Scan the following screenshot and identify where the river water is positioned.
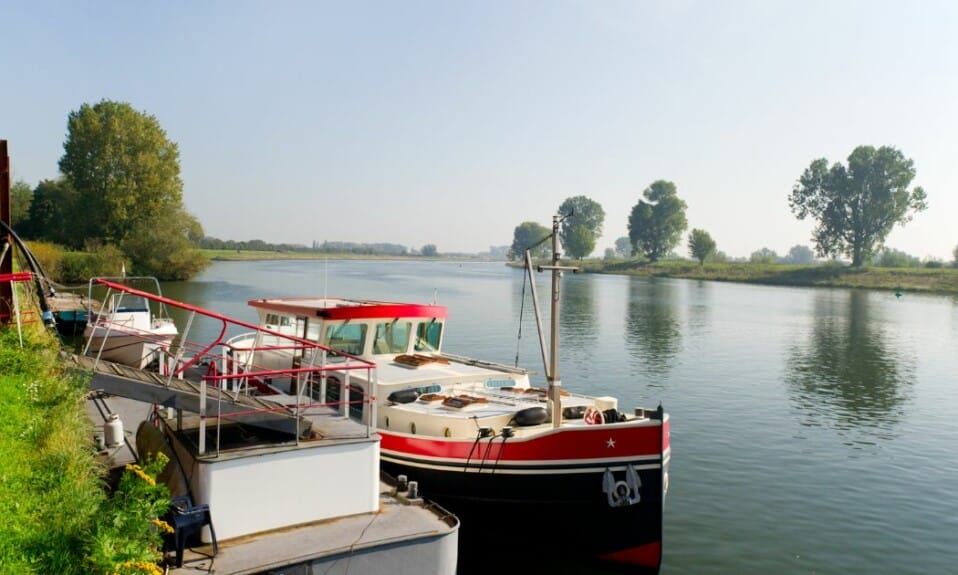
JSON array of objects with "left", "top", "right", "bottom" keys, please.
[{"left": 162, "top": 260, "right": 958, "bottom": 574}]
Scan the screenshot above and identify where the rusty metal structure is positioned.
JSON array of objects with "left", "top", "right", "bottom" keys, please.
[{"left": 1, "top": 140, "right": 13, "bottom": 324}]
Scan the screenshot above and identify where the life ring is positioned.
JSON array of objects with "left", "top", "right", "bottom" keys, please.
[{"left": 584, "top": 406, "right": 605, "bottom": 425}]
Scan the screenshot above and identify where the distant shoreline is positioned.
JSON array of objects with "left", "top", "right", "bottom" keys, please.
[{"left": 202, "top": 250, "right": 958, "bottom": 295}]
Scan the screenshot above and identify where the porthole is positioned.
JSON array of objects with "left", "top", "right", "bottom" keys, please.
[
  {"left": 385, "top": 417, "right": 390, "bottom": 429},
  {"left": 410, "top": 422, "right": 417, "bottom": 435},
  {"left": 443, "top": 427, "right": 451, "bottom": 438}
]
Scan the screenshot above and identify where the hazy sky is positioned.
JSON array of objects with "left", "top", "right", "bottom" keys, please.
[{"left": 4, "top": 1, "right": 956, "bottom": 259}]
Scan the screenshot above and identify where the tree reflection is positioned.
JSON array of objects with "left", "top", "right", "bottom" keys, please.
[
  {"left": 624, "top": 277, "right": 681, "bottom": 379},
  {"left": 786, "top": 290, "right": 914, "bottom": 435}
]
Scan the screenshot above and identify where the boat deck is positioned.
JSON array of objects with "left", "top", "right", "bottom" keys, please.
[{"left": 88, "top": 395, "right": 459, "bottom": 575}]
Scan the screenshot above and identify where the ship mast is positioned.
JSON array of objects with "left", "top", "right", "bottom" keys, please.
[{"left": 527, "top": 213, "right": 578, "bottom": 428}]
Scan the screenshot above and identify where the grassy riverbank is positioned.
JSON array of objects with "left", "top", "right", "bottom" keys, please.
[
  {"left": 575, "top": 260, "right": 958, "bottom": 294},
  {"left": 0, "top": 318, "right": 169, "bottom": 574}
]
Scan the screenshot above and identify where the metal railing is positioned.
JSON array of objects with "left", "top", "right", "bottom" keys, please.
[{"left": 85, "top": 278, "right": 378, "bottom": 456}]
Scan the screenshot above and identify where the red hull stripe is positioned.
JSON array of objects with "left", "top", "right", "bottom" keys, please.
[
  {"left": 599, "top": 541, "right": 662, "bottom": 569},
  {"left": 381, "top": 423, "right": 664, "bottom": 461}
]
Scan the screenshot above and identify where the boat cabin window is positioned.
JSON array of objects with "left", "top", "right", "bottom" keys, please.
[
  {"left": 485, "top": 379, "right": 515, "bottom": 389},
  {"left": 414, "top": 321, "right": 442, "bottom": 352},
  {"left": 324, "top": 323, "right": 367, "bottom": 355},
  {"left": 112, "top": 295, "right": 149, "bottom": 313},
  {"left": 373, "top": 321, "right": 411, "bottom": 355},
  {"left": 264, "top": 313, "right": 291, "bottom": 327},
  {"left": 417, "top": 384, "right": 441, "bottom": 394}
]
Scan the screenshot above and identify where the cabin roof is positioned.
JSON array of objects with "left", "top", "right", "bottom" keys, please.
[{"left": 247, "top": 297, "right": 447, "bottom": 321}]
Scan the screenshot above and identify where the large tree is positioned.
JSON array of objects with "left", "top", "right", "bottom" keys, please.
[
  {"left": 628, "top": 180, "right": 688, "bottom": 262},
  {"left": 687, "top": 228, "right": 716, "bottom": 264},
  {"left": 509, "top": 221, "right": 551, "bottom": 260},
  {"left": 789, "top": 145, "right": 927, "bottom": 266},
  {"left": 58, "top": 100, "right": 206, "bottom": 277},
  {"left": 558, "top": 196, "right": 604, "bottom": 259},
  {"left": 59, "top": 100, "right": 184, "bottom": 246}
]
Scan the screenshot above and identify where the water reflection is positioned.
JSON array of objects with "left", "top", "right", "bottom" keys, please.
[
  {"left": 786, "top": 290, "right": 914, "bottom": 438},
  {"left": 624, "top": 277, "right": 681, "bottom": 379},
  {"left": 559, "top": 274, "right": 597, "bottom": 342}
]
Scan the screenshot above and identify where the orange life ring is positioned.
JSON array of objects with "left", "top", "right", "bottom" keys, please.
[{"left": 584, "top": 406, "right": 605, "bottom": 425}]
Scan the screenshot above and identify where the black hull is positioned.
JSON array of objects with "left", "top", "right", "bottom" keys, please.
[{"left": 382, "top": 458, "right": 666, "bottom": 574}]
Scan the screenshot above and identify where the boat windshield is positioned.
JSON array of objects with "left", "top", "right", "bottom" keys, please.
[
  {"left": 373, "top": 321, "right": 411, "bottom": 355},
  {"left": 324, "top": 323, "right": 367, "bottom": 355},
  {"left": 414, "top": 320, "right": 442, "bottom": 352}
]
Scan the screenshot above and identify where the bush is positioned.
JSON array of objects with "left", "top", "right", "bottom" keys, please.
[
  {"left": 59, "top": 245, "right": 127, "bottom": 283},
  {"left": 24, "top": 241, "right": 66, "bottom": 282}
]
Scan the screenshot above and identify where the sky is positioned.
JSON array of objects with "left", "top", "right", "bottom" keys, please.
[{"left": 3, "top": 0, "right": 957, "bottom": 259}]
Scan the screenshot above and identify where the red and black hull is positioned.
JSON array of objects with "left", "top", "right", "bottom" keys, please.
[{"left": 380, "top": 415, "right": 669, "bottom": 573}]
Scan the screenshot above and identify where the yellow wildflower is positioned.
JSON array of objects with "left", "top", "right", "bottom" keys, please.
[
  {"left": 151, "top": 517, "right": 174, "bottom": 534},
  {"left": 124, "top": 463, "right": 156, "bottom": 486}
]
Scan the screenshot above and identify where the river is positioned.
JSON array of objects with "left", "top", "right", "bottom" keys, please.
[{"left": 161, "top": 259, "right": 958, "bottom": 574}]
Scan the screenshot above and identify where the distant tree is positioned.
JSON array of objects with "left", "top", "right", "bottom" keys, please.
[
  {"left": 953, "top": 244, "right": 958, "bottom": 268},
  {"left": 421, "top": 244, "right": 438, "bottom": 257},
  {"left": 750, "top": 247, "right": 778, "bottom": 264},
  {"left": 558, "top": 196, "right": 604, "bottom": 259},
  {"left": 628, "top": 180, "right": 688, "bottom": 262},
  {"left": 614, "top": 236, "right": 632, "bottom": 258},
  {"left": 713, "top": 251, "right": 729, "bottom": 263},
  {"left": 509, "top": 221, "right": 551, "bottom": 260},
  {"left": 783, "top": 244, "right": 815, "bottom": 265},
  {"left": 10, "top": 180, "right": 32, "bottom": 227},
  {"left": 872, "top": 247, "right": 920, "bottom": 268},
  {"left": 603, "top": 247, "right": 616, "bottom": 260},
  {"left": 22, "top": 179, "right": 78, "bottom": 245},
  {"left": 789, "top": 145, "right": 927, "bottom": 266},
  {"left": 687, "top": 229, "right": 716, "bottom": 264}
]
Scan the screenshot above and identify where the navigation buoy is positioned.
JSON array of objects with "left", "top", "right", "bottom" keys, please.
[{"left": 895, "top": 288, "right": 903, "bottom": 299}]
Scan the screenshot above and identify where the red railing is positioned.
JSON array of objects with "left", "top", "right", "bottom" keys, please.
[{"left": 88, "top": 279, "right": 379, "bottom": 454}]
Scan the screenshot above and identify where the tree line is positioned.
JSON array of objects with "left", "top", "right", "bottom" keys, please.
[{"left": 510, "top": 145, "right": 947, "bottom": 268}]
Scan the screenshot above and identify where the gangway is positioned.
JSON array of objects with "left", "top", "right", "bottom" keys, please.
[{"left": 75, "top": 278, "right": 379, "bottom": 456}]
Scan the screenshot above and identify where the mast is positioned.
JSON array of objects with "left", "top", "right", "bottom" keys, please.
[{"left": 538, "top": 213, "right": 578, "bottom": 428}]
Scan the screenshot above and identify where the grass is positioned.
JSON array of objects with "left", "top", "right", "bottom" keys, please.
[
  {"left": 572, "top": 259, "right": 958, "bottom": 294},
  {"left": 0, "top": 296, "right": 169, "bottom": 574}
]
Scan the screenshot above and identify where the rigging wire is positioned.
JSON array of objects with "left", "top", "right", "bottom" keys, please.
[{"left": 514, "top": 269, "right": 528, "bottom": 368}]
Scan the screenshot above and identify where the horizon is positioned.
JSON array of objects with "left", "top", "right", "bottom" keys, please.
[{"left": 4, "top": 1, "right": 956, "bottom": 261}]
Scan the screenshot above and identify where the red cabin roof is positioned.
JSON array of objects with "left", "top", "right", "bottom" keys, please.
[{"left": 247, "top": 297, "right": 447, "bottom": 321}]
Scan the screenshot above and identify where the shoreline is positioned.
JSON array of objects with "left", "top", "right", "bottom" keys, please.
[{"left": 202, "top": 250, "right": 958, "bottom": 295}]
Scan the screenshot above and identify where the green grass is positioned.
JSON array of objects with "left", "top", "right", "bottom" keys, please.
[
  {"left": 0, "top": 313, "right": 169, "bottom": 574},
  {"left": 572, "top": 259, "right": 958, "bottom": 294}
]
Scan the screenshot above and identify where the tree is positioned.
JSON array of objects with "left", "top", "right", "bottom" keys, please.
[
  {"left": 782, "top": 244, "right": 815, "bottom": 265},
  {"left": 509, "top": 221, "right": 551, "bottom": 260},
  {"left": 614, "top": 236, "right": 632, "bottom": 258},
  {"left": 10, "top": 180, "right": 32, "bottom": 227},
  {"left": 558, "top": 196, "right": 604, "bottom": 259},
  {"left": 789, "top": 145, "right": 927, "bottom": 266},
  {"left": 872, "top": 247, "right": 919, "bottom": 268},
  {"left": 687, "top": 229, "right": 716, "bottom": 264},
  {"left": 58, "top": 99, "right": 207, "bottom": 277},
  {"left": 120, "top": 207, "right": 209, "bottom": 280},
  {"left": 750, "top": 247, "right": 778, "bottom": 264},
  {"left": 628, "top": 180, "right": 688, "bottom": 262},
  {"left": 22, "top": 179, "right": 78, "bottom": 245},
  {"left": 421, "top": 244, "right": 438, "bottom": 257},
  {"left": 59, "top": 100, "right": 184, "bottom": 246},
  {"left": 953, "top": 244, "right": 958, "bottom": 268}
]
